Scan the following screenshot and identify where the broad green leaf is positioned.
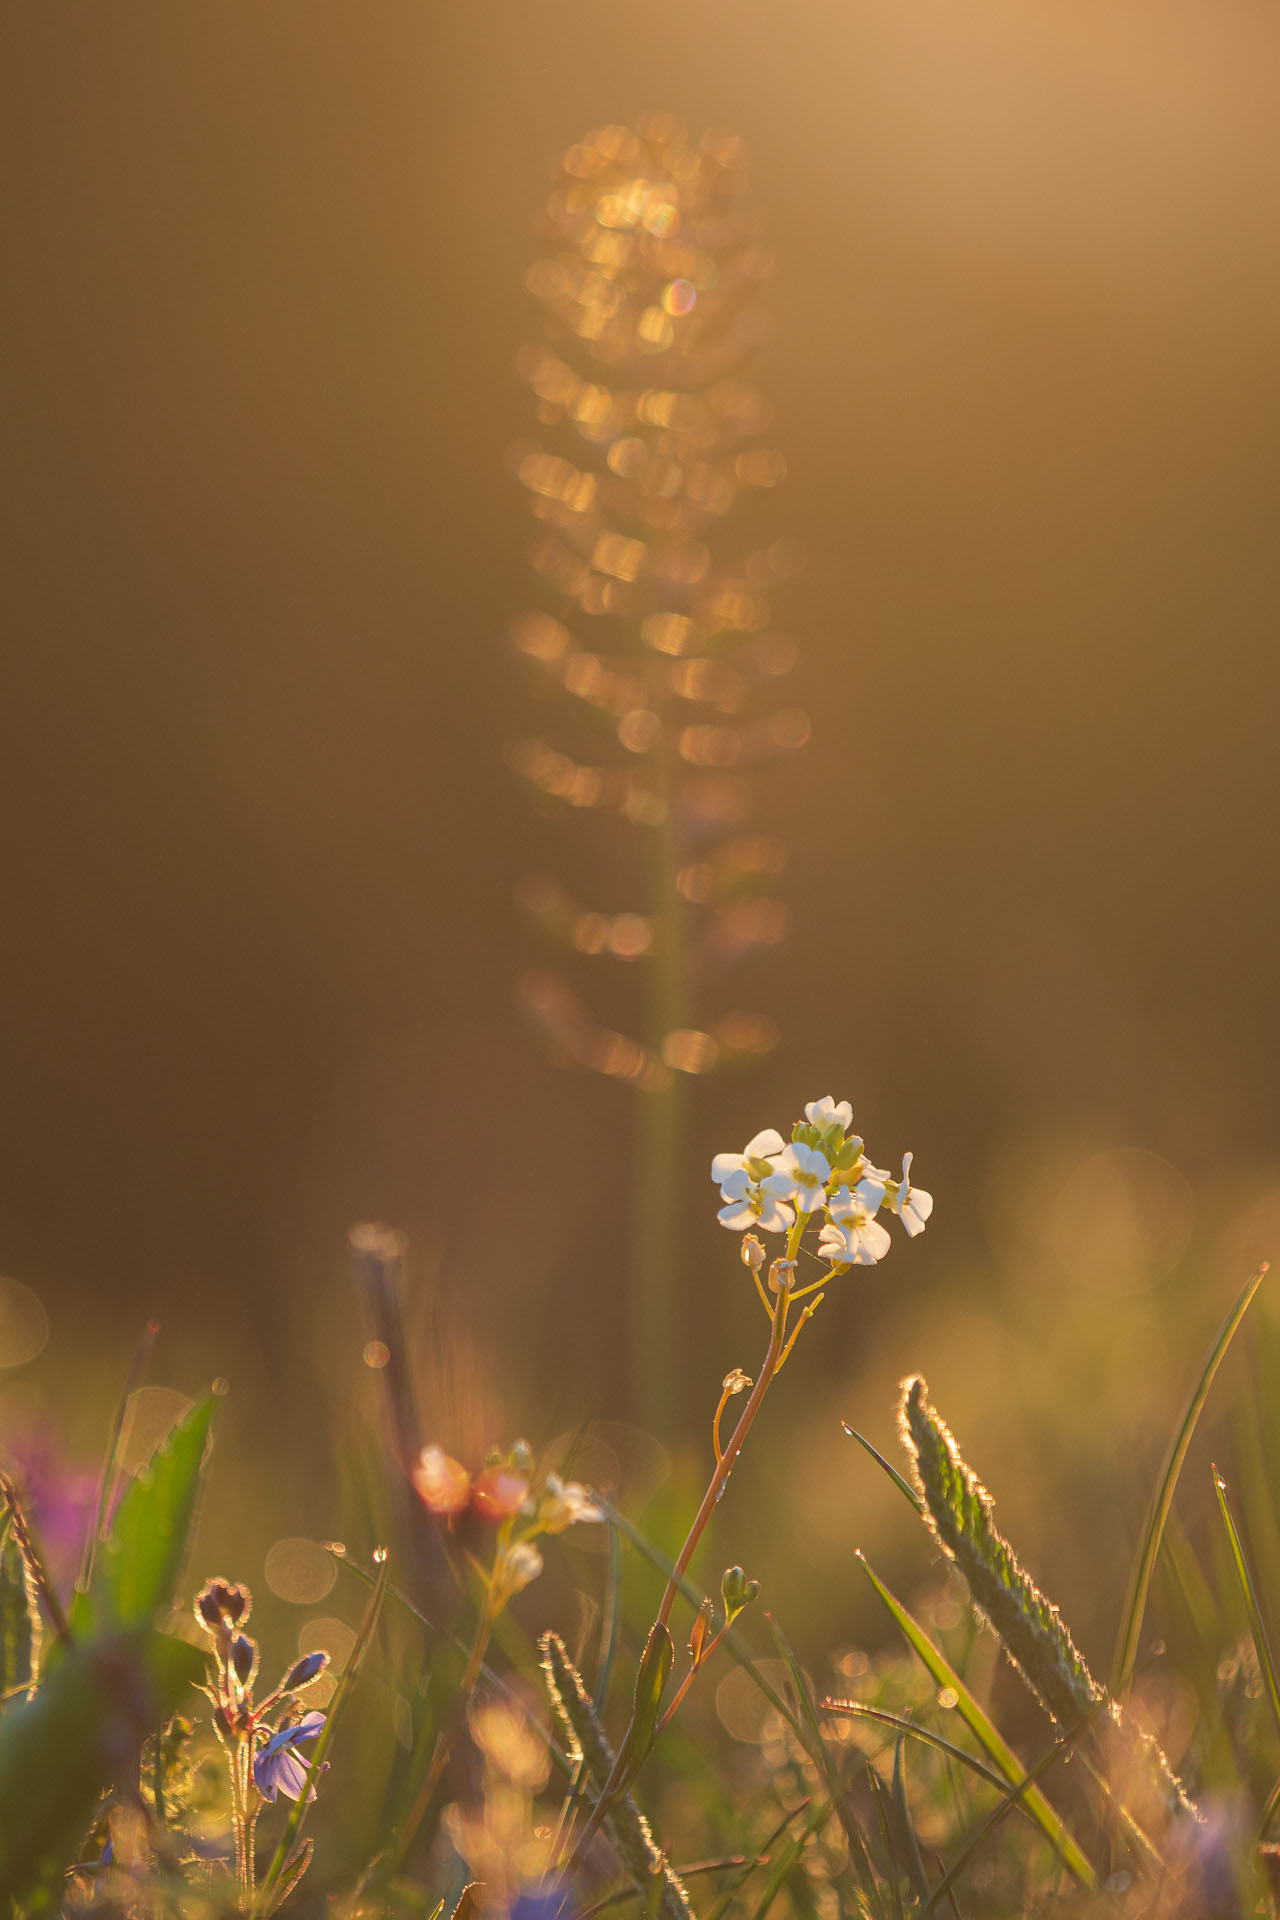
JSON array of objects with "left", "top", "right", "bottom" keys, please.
[
  {"left": 0, "top": 1630, "right": 204, "bottom": 1910},
  {"left": 857, "top": 1554, "right": 1094, "bottom": 1889},
  {"left": 74, "top": 1394, "right": 216, "bottom": 1636},
  {"left": 1111, "top": 1263, "right": 1267, "bottom": 1695}
]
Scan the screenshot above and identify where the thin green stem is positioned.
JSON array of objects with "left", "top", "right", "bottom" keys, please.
[{"left": 631, "top": 718, "right": 687, "bottom": 1435}]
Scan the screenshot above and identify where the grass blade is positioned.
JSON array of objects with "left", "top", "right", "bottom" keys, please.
[
  {"left": 1111, "top": 1263, "right": 1268, "bottom": 1695},
  {"left": 857, "top": 1554, "right": 1094, "bottom": 1889},
  {"left": 745, "top": 1797, "right": 833, "bottom": 1920},
  {"left": 255, "top": 1549, "right": 391, "bottom": 1916},
  {"left": 842, "top": 1423, "right": 924, "bottom": 1513},
  {"left": 1213, "top": 1464, "right": 1280, "bottom": 1741},
  {"left": 763, "top": 1612, "right": 887, "bottom": 1918},
  {"left": 822, "top": 1700, "right": 1013, "bottom": 1797},
  {"left": 920, "top": 1722, "right": 1083, "bottom": 1918},
  {"left": 891, "top": 1734, "right": 933, "bottom": 1905}
]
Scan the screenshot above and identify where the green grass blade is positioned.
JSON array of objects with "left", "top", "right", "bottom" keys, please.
[
  {"left": 891, "top": 1735, "right": 933, "bottom": 1905},
  {"left": 920, "top": 1723, "right": 1082, "bottom": 1918},
  {"left": 842, "top": 1423, "right": 923, "bottom": 1513},
  {"left": 704, "top": 1802, "right": 813, "bottom": 1920},
  {"left": 821, "top": 1700, "right": 1012, "bottom": 1796},
  {"left": 1213, "top": 1464, "right": 1280, "bottom": 1741},
  {"left": 764, "top": 1612, "right": 888, "bottom": 1918},
  {"left": 593, "top": 1516, "right": 624, "bottom": 1714},
  {"left": 256, "top": 1550, "right": 391, "bottom": 1916},
  {"left": 1111, "top": 1263, "right": 1268, "bottom": 1695},
  {"left": 745, "top": 1797, "right": 834, "bottom": 1920},
  {"left": 857, "top": 1554, "right": 1094, "bottom": 1889}
]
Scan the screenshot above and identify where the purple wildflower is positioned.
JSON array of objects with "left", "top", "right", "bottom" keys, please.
[{"left": 253, "top": 1712, "right": 325, "bottom": 1803}]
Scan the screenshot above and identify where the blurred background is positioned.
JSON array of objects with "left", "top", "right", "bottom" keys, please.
[{"left": 2, "top": 0, "right": 1280, "bottom": 1694}]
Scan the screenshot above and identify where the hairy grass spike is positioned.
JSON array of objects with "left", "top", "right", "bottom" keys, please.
[
  {"left": 512, "top": 117, "right": 806, "bottom": 1424},
  {"left": 898, "top": 1375, "right": 1198, "bottom": 1824},
  {"left": 540, "top": 1631, "right": 693, "bottom": 1920}
]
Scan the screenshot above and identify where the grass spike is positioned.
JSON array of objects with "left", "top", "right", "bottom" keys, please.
[
  {"left": 541, "top": 1632, "right": 693, "bottom": 1920},
  {"left": 899, "top": 1375, "right": 1198, "bottom": 1823}
]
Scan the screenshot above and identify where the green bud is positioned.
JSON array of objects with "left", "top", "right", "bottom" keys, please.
[
  {"left": 721, "top": 1566, "right": 760, "bottom": 1622},
  {"left": 833, "top": 1134, "right": 865, "bottom": 1172}
]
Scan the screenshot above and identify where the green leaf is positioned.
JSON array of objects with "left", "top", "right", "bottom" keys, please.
[
  {"left": 1111, "top": 1262, "right": 1267, "bottom": 1695},
  {"left": 0, "top": 1630, "right": 204, "bottom": 1910},
  {"left": 74, "top": 1394, "right": 216, "bottom": 1636},
  {"left": 614, "top": 1622, "right": 673, "bottom": 1794},
  {"left": 857, "top": 1554, "right": 1095, "bottom": 1890}
]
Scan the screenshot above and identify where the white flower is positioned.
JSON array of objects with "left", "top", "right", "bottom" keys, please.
[
  {"left": 818, "top": 1177, "right": 891, "bottom": 1266},
  {"left": 539, "top": 1473, "right": 603, "bottom": 1532},
  {"left": 716, "top": 1166, "right": 795, "bottom": 1234},
  {"left": 504, "top": 1542, "right": 544, "bottom": 1594},
  {"left": 710, "top": 1129, "right": 786, "bottom": 1187},
  {"left": 769, "top": 1141, "right": 832, "bottom": 1216},
  {"left": 804, "top": 1096, "right": 853, "bottom": 1134},
  {"left": 892, "top": 1151, "right": 933, "bottom": 1238}
]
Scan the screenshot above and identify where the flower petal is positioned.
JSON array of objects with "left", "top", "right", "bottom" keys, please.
[
  {"left": 744, "top": 1128, "right": 786, "bottom": 1159},
  {"left": 711, "top": 1152, "right": 748, "bottom": 1184}
]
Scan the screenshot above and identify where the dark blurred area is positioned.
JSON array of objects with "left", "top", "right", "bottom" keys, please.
[{"left": 2, "top": 2, "right": 1280, "bottom": 1677}]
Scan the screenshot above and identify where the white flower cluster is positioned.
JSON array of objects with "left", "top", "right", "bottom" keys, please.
[{"left": 711, "top": 1096, "right": 932, "bottom": 1267}]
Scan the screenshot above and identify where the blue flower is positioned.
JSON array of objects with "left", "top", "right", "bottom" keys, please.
[{"left": 253, "top": 1712, "right": 325, "bottom": 1803}]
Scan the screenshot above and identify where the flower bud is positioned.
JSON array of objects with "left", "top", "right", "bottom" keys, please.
[
  {"left": 282, "top": 1650, "right": 330, "bottom": 1692},
  {"left": 195, "top": 1578, "right": 251, "bottom": 1635},
  {"left": 231, "top": 1634, "right": 259, "bottom": 1688},
  {"left": 472, "top": 1465, "right": 531, "bottom": 1520},
  {"left": 721, "top": 1565, "right": 760, "bottom": 1621},
  {"left": 740, "top": 1235, "right": 766, "bottom": 1274},
  {"left": 508, "top": 1438, "right": 535, "bottom": 1475},
  {"left": 768, "top": 1257, "right": 796, "bottom": 1295}
]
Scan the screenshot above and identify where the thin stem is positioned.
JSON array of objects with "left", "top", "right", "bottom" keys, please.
[
  {"left": 776, "top": 1295, "right": 824, "bottom": 1372},
  {"left": 655, "top": 1263, "right": 795, "bottom": 1632},
  {"left": 631, "top": 715, "right": 687, "bottom": 1436},
  {"left": 657, "top": 1623, "right": 731, "bottom": 1735},
  {"left": 712, "top": 1379, "right": 750, "bottom": 1465}
]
